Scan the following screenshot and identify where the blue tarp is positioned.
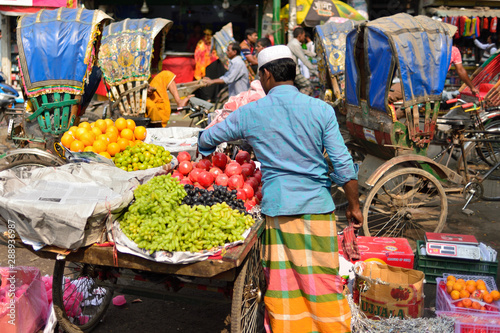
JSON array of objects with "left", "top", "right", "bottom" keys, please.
[
  {"left": 98, "top": 18, "right": 172, "bottom": 85},
  {"left": 345, "top": 14, "right": 455, "bottom": 111},
  {"left": 17, "top": 8, "right": 110, "bottom": 97}
]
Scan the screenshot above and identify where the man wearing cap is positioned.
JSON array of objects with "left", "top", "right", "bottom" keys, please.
[
  {"left": 197, "top": 45, "right": 362, "bottom": 332},
  {"left": 202, "top": 42, "right": 250, "bottom": 97}
]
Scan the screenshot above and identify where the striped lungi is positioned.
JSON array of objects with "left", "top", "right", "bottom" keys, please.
[{"left": 262, "top": 213, "right": 351, "bottom": 333}]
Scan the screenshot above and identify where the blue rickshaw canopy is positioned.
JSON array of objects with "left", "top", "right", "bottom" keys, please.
[
  {"left": 345, "top": 13, "right": 457, "bottom": 111},
  {"left": 17, "top": 7, "right": 111, "bottom": 98}
]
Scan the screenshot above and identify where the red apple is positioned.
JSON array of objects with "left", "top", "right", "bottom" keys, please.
[
  {"left": 180, "top": 178, "right": 193, "bottom": 186},
  {"left": 228, "top": 175, "right": 245, "bottom": 190},
  {"left": 235, "top": 150, "right": 251, "bottom": 165},
  {"left": 236, "top": 189, "right": 247, "bottom": 201},
  {"left": 189, "top": 168, "right": 202, "bottom": 183},
  {"left": 178, "top": 161, "right": 193, "bottom": 175},
  {"left": 177, "top": 151, "right": 191, "bottom": 162},
  {"left": 209, "top": 167, "right": 223, "bottom": 178},
  {"left": 241, "top": 162, "right": 255, "bottom": 178},
  {"left": 225, "top": 162, "right": 242, "bottom": 177},
  {"left": 172, "top": 170, "right": 184, "bottom": 180},
  {"left": 197, "top": 159, "right": 212, "bottom": 171},
  {"left": 212, "top": 152, "right": 228, "bottom": 170},
  {"left": 242, "top": 183, "right": 254, "bottom": 199},
  {"left": 198, "top": 171, "right": 215, "bottom": 188},
  {"left": 215, "top": 174, "right": 229, "bottom": 186}
]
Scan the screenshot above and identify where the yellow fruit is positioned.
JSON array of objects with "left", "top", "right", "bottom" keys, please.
[
  {"left": 70, "top": 140, "right": 85, "bottom": 152},
  {"left": 450, "top": 290, "right": 460, "bottom": 300},
  {"left": 106, "top": 131, "right": 118, "bottom": 143},
  {"left": 83, "top": 146, "right": 94, "bottom": 152},
  {"left": 447, "top": 275, "right": 457, "bottom": 283},
  {"left": 75, "top": 127, "right": 88, "bottom": 140},
  {"left": 67, "top": 126, "right": 79, "bottom": 137},
  {"left": 93, "top": 140, "right": 108, "bottom": 153},
  {"left": 95, "top": 119, "right": 107, "bottom": 132},
  {"left": 80, "top": 131, "right": 96, "bottom": 147},
  {"left": 91, "top": 127, "right": 102, "bottom": 137},
  {"left": 107, "top": 142, "right": 120, "bottom": 156},
  {"left": 99, "top": 151, "right": 111, "bottom": 159},
  {"left": 452, "top": 283, "right": 465, "bottom": 292},
  {"left": 115, "top": 118, "right": 127, "bottom": 131},
  {"left": 61, "top": 133, "right": 75, "bottom": 148},
  {"left": 78, "top": 121, "right": 91, "bottom": 130},
  {"left": 117, "top": 138, "right": 129, "bottom": 151},
  {"left": 126, "top": 119, "right": 136, "bottom": 131},
  {"left": 134, "top": 126, "right": 147, "bottom": 140},
  {"left": 97, "top": 134, "right": 110, "bottom": 142},
  {"left": 120, "top": 128, "right": 135, "bottom": 141},
  {"left": 490, "top": 290, "right": 500, "bottom": 301},
  {"left": 104, "top": 118, "right": 115, "bottom": 128},
  {"left": 459, "top": 289, "right": 470, "bottom": 299}
]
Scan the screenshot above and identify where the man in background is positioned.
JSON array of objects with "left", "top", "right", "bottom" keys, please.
[
  {"left": 240, "top": 28, "right": 258, "bottom": 73},
  {"left": 287, "top": 27, "right": 316, "bottom": 95}
]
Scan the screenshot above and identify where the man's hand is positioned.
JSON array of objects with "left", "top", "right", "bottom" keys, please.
[
  {"left": 471, "top": 87, "right": 480, "bottom": 96},
  {"left": 202, "top": 77, "right": 212, "bottom": 86},
  {"left": 345, "top": 206, "right": 363, "bottom": 231}
]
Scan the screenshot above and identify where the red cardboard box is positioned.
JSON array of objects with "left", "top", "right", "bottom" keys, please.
[{"left": 338, "top": 236, "right": 414, "bottom": 269}]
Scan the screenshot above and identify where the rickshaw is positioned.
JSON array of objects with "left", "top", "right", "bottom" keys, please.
[
  {"left": 0, "top": 8, "right": 111, "bottom": 172},
  {"left": 344, "top": 14, "right": 463, "bottom": 246}
]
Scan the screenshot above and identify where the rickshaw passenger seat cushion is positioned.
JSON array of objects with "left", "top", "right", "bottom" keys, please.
[{"left": 480, "top": 83, "right": 494, "bottom": 93}]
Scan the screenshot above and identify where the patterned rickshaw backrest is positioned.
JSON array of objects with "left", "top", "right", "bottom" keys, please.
[
  {"left": 98, "top": 18, "right": 173, "bottom": 87},
  {"left": 212, "top": 22, "right": 236, "bottom": 68},
  {"left": 345, "top": 13, "right": 456, "bottom": 113},
  {"left": 17, "top": 8, "right": 111, "bottom": 98}
]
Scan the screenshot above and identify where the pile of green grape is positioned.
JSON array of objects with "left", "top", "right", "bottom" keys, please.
[
  {"left": 113, "top": 142, "right": 173, "bottom": 172},
  {"left": 119, "top": 174, "right": 255, "bottom": 253}
]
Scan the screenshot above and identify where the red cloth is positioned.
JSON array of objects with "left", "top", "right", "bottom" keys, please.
[
  {"left": 162, "top": 56, "right": 195, "bottom": 83},
  {"left": 484, "top": 17, "right": 489, "bottom": 30},
  {"left": 491, "top": 17, "right": 498, "bottom": 33},
  {"left": 95, "top": 79, "right": 108, "bottom": 97},
  {"left": 340, "top": 220, "right": 360, "bottom": 262}
]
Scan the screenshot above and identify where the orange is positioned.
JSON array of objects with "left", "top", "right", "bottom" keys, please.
[
  {"left": 457, "top": 279, "right": 466, "bottom": 285},
  {"left": 70, "top": 140, "right": 85, "bottom": 152},
  {"left": 67, "top": 126, "right": 79, "bottom": 137},
  {"left": 106, "top": 131, "right": 119, "bottom": 143},
  {"left": 83, "top": 146, "right": 94, "bottom": 152},
  {"left": 106, "top": 125, "right": 119, "bottom": 134},
  {"left": 93, "top": 140, "right": 108, "bottom": 153},
  {"left": 446, "top": 281, "right": 455, "bottom": 294},
  {"left": 490, "top": 290, "right": 500, "bottom": 301},
  {"left": 134, "top": 126, "right": 147, "bottom": 140},
  {"left": 466, "top": 280, "right": 477, "bottom": 287},
  {"left": 453, "top": 283, "right": 465, "bottom": 292},
  {"left": 120, "top": 128, "right": 135, "bottom": 141},
  {"left": 78, "top": 121, "right": 91, "bottom": 130},
  {"left": 97, "top": 134, "right": 110, "bottom": 143},
  {"left": 117, "top": 137, "right": 130, "bottom": 151},
  {"left": 129, "top": 140, "right": 136, "bottom": 147},
  {"left": 476, "top": 279, "right": 486, "bottom": 286},
  {"left": 104, "top": 118, "right": 114, "bottom": 128},
  {"left": 107, "top": 142, "right": 121, "bottom": 156},
  {"left": 126, "top": 119, "right": 136, "bottom": 131},
  {"left": 95, "top": 119, "right": 107, "bottom": 133},
  {"left": 466, "top": 284, "right": 476, "bottom": 294},
  {"left": 80, "top": 131, "right": 96, "bottom": 147},
  {"left": 459, "top": 290, "right": 470, "bottom": 299},
  {"left": 90, "top": 122, "right": 96, "bottom": 128},
  {"left": 450, "top": 290, "right": 460, "bottom": 300},
  {"left": 75, "top": 127, "right": 88, "bottom": 140},
  {"left": 483, "top": 293, "right": 494, "bottom": 304},
  {"left": 456, "top": 300, "right": 464, "bottom": 308},
  {"left": 477, "top": 284, "right": 488, "bottom": 293},
  {"left": 481, "top": 306, "right": 487, "bottom": 311},
  {"left": 115, "top": 118, "right": 127, "bottom": 131},
  {"left": 135, "top": 140, "right": 143, "bottom": 146},
  {"left": 462, "top": 298, "right": 472, "bottom": 308},
  {"left": 447, "top": 275, "right": 457, "bottom": 283},
  {"left": 61, "top": 133, "right": 75, "bottom": 148},
  {"left": 99, "top": 151, "right": 111, "bottom": 159},
  {"left": 91, "top": 127, "right": 102, "bottom": 137},
  {"left": 472, "top": 301, "right": 482, "bottom": 310}
]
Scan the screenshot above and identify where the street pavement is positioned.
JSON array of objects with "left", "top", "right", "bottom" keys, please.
[{"left": 0, "top": 111, "right": 499, "bottom": 332}]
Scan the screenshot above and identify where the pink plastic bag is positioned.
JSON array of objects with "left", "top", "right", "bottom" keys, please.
[{"left": 0, "top": 266, "right": 49, "bottom": 333}]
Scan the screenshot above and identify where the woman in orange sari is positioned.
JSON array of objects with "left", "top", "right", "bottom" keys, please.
[
  {"left": 146, "top": 70, "right": 191, "bottom": 127},
  {"left": 194, "top": 29, "right": 218, "bottom": 80}
]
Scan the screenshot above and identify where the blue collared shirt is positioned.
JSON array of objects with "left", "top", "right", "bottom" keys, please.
[
  {"left": 220, "top": 56, "right": 250, "bottom": 97},
  {"left": 198, "top": 85, "right": 357, "bottom": 217}
]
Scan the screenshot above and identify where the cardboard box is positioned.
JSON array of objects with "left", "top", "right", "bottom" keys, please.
[
  {"left": 354, "top": 262, "right": 425, "bottom": 319},
  {"left": 338, "top": 236, "right": 414, "bottom": 269}
]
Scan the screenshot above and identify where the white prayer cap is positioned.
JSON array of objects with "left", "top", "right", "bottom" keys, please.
[{"left": 258, "top": 45, "right": 294, "bottom": 70}]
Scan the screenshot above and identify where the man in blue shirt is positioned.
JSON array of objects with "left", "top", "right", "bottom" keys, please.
[
  {"left": 198, "top": 45, "right": 362, "bottom": 332},
  {"left": 202, "top": 42, "right": 249, "bottom": 97}
]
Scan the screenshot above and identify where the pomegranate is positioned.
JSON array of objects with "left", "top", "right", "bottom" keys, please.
[
  {"left": 198, "top": 171, "right": 215, "bottom": 188},
  {"left": 236, "top": 189, "right": 247, "bottom": 201},
  {"left": 228, "top": 175, "right": 245, "bottom": 189},
  {"left": 209, "top": 167, "right": 223, "bottom": 178},
  {"left": 241, "top": 163, "right": 255, "bottom": 178},
  {"left": 245, "top": 177, "right": 259, "bottom": 191},
  {"left": 212, "top": 152, "right": 228, "bottom": 170},
  {"left": 178, "top": 161, "right": 193, "bottom": 175},
  {"left": 177, "top": 151, "right": 191, "bottom": 162},
  {"left": 189, "top": 168, "right": 202, "bottom": 183},
  {"left": 197, "top": 159, "right": 212, "bottom": 171},
  {"left": 254, "top": 170, "right": 262, "bottom": 183},
  {"left": 225, "top": 162, "right": 242, "bottom": 177},
  {"left": 235, "top": 150, "right": 251, "bottom": 165},
  {"left": 242, "top": 183, "right": 254, "bottom": 199},
  {"left": 172, "top": 170, "right": 184, "bottom": 180},
  {"left": 255, "top": 190, "right": 263, "bottom": 203},
  {"left": 180, "top": 178, "right": 193, "bottom": 186},
  {"left": 215, "top": 174, "right": 229, "bottom": 186}
]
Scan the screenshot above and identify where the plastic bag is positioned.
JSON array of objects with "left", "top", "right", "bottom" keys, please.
[{"left": 0, "top": 266, "right": 49, "bottom": 333}]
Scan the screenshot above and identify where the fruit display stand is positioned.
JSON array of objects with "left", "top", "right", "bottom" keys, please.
[{"left": 16, "top": 216, "right": 265, "bottom": 333}]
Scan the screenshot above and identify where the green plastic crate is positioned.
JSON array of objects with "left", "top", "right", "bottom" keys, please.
[{"left": 414, "top": 240, "right": 498, "bottom": 284}]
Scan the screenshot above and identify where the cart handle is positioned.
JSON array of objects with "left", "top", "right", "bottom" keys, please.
[
  {"left": 446, "top": 98, "right": 458, "bottom": 104},
  {"left": 462, "top": 102, "right": 475, "bottom": 110}
]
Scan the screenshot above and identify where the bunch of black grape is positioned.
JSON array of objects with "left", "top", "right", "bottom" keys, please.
[{"left": 182, "top": 184, "right": 247, "bottom": 213}]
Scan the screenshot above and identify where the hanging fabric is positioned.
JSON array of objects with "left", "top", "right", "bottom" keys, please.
[
  {"left": 483, "top": 17, "right": 489, "bottom": 30},
  {"left": 464, "top": 17, "right": 471, "bottom": 36},
  {"left": 470, "top": 17, "right": 476, "bottom": 36},
  {"left": 491, "top": 17, "right": 498, "bottom": 33},
  {"left": 453, "top": 17, "right": 460, "bottom": 39},
  {"left": 459, "top": 16, "right": 467, "bottom": 37},
  {"left": 476, "top": 17, "right": 481, "bottom": 37}
]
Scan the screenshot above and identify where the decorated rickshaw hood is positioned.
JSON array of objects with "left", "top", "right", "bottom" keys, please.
[
  {"left": 345, "top": 14, "right": 457, "bottom": 111},
  {"left": 315, "top": 19, "right": 362, "bottom": 77},
  {"left": 98, "top": 18, "right": 173, "bottom": 86},
  {"left": 17, "top": 8, "right": 111, "bottom": 98},
  {"left": 212, "top": 22, "right": 236, "bottom": 69}
]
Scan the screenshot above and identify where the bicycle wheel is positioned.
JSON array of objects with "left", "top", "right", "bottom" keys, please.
[
  {"left": 362, "top": 168, "right": 447, "bottom": 249},
  {"left": 0, "top": 151, "right": 66, "bottom": 178},
  {"left": 230, "top": 237, "right": 266, "bottom": 333},
  {"left": 52, "top": 260, "right": 115, "bottom": 333}
]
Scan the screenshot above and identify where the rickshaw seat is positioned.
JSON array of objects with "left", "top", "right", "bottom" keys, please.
[
  {"left": 462, "top": 83, "right": 494, "bottom": 98},
  {"left": 27, "top": 93, "right": 78, "bottom": 135}
]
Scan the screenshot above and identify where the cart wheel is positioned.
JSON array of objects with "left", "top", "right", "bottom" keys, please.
[
  {"left": 362, "top": 168, "right": 447, "bottom": 248},
  {"left": 52, "top": 260, "right": 115, "bottom": 333},
  {"left": 0, "top": 150, "right": 66, "bottom": 177},
  {"left": 231, "top": 237, "right": 266, "bottom": 333}
]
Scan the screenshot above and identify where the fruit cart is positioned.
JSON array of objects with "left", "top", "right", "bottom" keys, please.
[
  {"left": 18, "top": 217, "right": 265, "bottom": 333},
  {"left": 0, "top": 8, "right": 111, "bottom": 172},
  {"left": 344, "top": 14, "right": 464, "bottom": 247}
]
